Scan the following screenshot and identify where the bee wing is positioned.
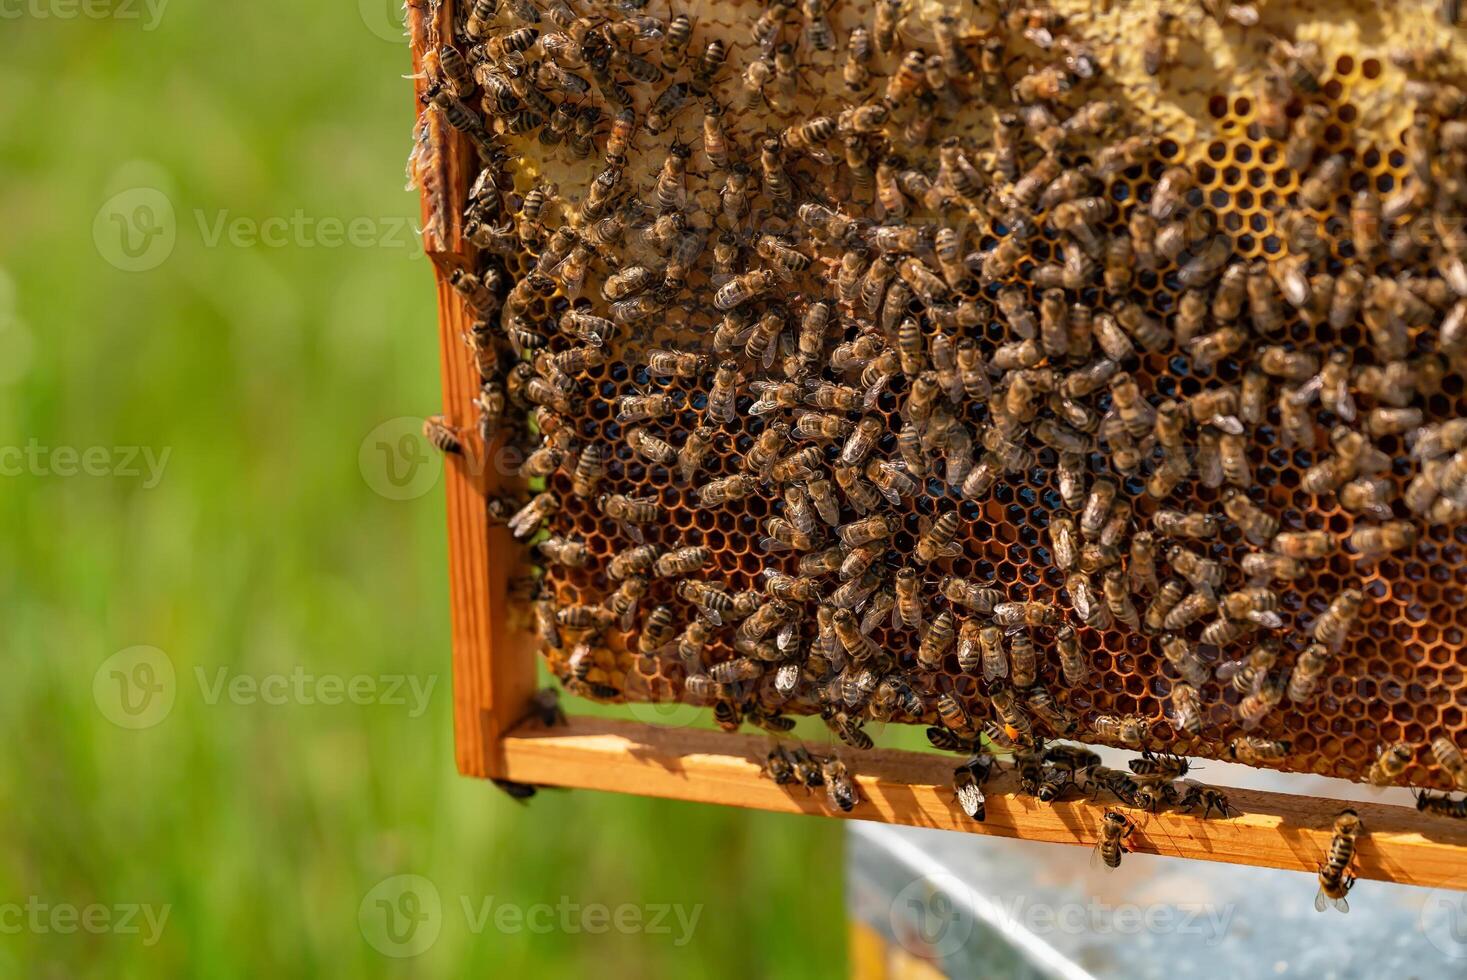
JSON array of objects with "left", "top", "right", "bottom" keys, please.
[
  {"left": 1210, "top": 414, "right": 1245, "bottom": 435},
  {"left": 874, "top": 473, "right": 905, "bottom": 507},
  {"left": 774, "top": 662, "right": 801, "bottom": 696},
  {"left": 619, "top": 520, "right": 646, "bottom": 545},
  {"left": 1313, "top": 889, "right": 1345, "bottom": 914},
  {"left": 760, "top": 331, "right": 781, "bottom": 370},
  {"left": 1330, "top": 386, "right": 1357, "bottom": 423},
  {"left": 863, "top": 374, "right": 892, "bottom": 411},
  {"left": 953, "top": 774, "right": 985, "bottom": 820},
  {"left": 760, "top": 536, "right": 793, "bottom": 552},
  {"left": 699, "top": 604, "right": 724, "bottom": 628},
  {"left": 749, "top": 398, "right": 779, "bottom": 416},
  {"left": 1247, "top": 610, "right": 1284, "bottom": 628}
]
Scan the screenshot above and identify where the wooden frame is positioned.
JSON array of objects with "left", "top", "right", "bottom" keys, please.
[{"left": 408, "top": 3, "right": 1467, "bottom": 892}]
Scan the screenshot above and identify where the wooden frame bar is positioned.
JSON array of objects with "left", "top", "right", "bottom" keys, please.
[
  {"left": 409, "top": 0, "right": 1467, "bottom": 892},
  {"left": 497, "top": 716, "right": 1467, "bottom": 890}
]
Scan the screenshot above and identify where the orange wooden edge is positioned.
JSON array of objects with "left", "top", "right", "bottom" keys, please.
[{"left": 496, "top": 715, "right": 1467, "bottom": 890}]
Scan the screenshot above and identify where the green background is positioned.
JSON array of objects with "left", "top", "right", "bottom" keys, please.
[{"left": 0, "top": 4, "right": 845, "bottom": 975}]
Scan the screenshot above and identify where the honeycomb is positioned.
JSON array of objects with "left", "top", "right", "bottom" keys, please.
[{"left": 412, "top": 0, "right": 1467, "bottom": 792}]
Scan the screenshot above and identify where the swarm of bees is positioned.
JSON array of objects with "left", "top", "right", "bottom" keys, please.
[{"left": 410, "top": 0, "right": 1467, "bottom": 881}]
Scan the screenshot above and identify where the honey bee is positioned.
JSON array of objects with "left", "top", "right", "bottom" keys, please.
[
  {"left": 992, "top": 601, "right": 1061, "bottom": 628},
  {"left": 607, "top": 543, "right": 658, "bottom": 581},
  {"left": 1286, "top": 642, "right": 1330, "bottom": 703},
  {"left": 707, "top": 655, "right": 763, "bottom": 686},
  {"left": 1103, "top": 568, "right": 1141, "bottom": 629},
  {"left": 1311, "top": 589, "right": 1363, "bottom": 650},
  {"left": 697, "top": 473, "right": 757, "bottom": 509},
  {"left": 1158, "top": 632, "right": 1209, "bottom": 688},
  {"left": 1169, "top": 680, "right": 1203, "bottom": 736},
  {"left": 604, "top": 575, "right": 648, "bottom": 629},
  {"left": 952, "top": 754, "right": 993, "bottom": 822},
  {"left": 1300, "top": 153, "right": 1347, "bottom": 212},
  {"left": 1365, "top": 741, "right": 1415, "bottom": 786},
  {"left": 1284, "top": 103, "right": 1330, "bottom": 172},
  {"left": 1043, "top": 624, "right": 1086, "bottom": 688},
  {"left": 1432, "top": 736, "right": 1467, "bottom": 791},
  {"left": 1049, "top": 516, "right": 1079, "bottom": 572},
  {"left": 1154, "top": 509, "right": 1219, "bottom": 540},
  {"left": 1347, "top": 521, "right": 1418, "bottom": 560},
  {"left": 537, "top": 533, "right": 589, "bottom": 569},
  {"left": 673, "top": 425, "right": 714, "bottom": 483},
  {"left": 989, "top": 685, "right": 1034, "bottom": 745},
  {"left": 1160, "top": 585, "right": 1217, "bottom": 632},
  {"left": 1216, "top": 490, "right": 1277, "bottom": 549},
  {"left": 1315, "top": 809, "right": 1362, "bottom": 913},
  {"left": 1011, "top": 61, "right": 1071, "bottom": 103},
  {"left": 508, "top": 491, "right": 559, "bottom": 540},
  {"left": 1230, "top": 734, "right": 1289, "bottom": 765},
  {"left": 625, "top": 427, "right": 678, "bottom": 467},
  {"left": 1097, "top": 809, "right": 1138, "bottom": 874},
  {"left": 821, "top": 756, "right": 859, "bottom": 812},
  {"left": 1067, "top": 571, "right": 1111, "bottom": 630},
  {"left": 1217, "top": 431, "right": 1251, "bottom": 488},
  {"left": 1142, "top": 11, "right": 1176, "bottom": 76},
  {"left": 1415, "top": 791, "right": 1467, "bottom": 819},
  {"left": 1006, "top": 629, "right": 1038, "bottom": 689},
  {"left": 714, "top": 269, "right": 778, "bottom": 311}
]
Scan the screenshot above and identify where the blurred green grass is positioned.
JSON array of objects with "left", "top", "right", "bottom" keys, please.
[{"left": 0, "top": 5, "right": 843, "bottom": 976}]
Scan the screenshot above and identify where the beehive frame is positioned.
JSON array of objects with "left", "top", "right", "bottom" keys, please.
[{"left": 408, "top": 0, "right": 1467, "bottom": 889}]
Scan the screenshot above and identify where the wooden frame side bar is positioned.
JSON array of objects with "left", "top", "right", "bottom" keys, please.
[
  {"left": 502, "top": 716, "right": 1467, "bottom": 890},
  {"left": 412, "top": 0, "right": 537, "bottom": 780}
]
